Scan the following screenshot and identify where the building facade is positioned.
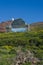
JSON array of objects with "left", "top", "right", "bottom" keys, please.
[{"left": 0, "top": 18, "right": 28, "bottom": 32}]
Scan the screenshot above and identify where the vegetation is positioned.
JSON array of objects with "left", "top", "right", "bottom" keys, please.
[
  {"left": 30, "top": 22, "right": 43, "bottom": 31},
  {"left": 0, "top": 31, "right": 43, "bottom": 65}
]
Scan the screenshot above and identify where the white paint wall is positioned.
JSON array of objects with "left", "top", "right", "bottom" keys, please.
[{"left": 11, "top": 28, "right": 27, "bottom": 32}]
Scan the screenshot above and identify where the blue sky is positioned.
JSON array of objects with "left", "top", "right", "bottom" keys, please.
[{"left": 0, "top": 0, "right": 43, "bottom": 24}]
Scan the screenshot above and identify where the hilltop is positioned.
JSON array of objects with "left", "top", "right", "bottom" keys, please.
[
  {"left": 30, "top": 22, "right": 43, "bottom": 31},
  {"left": 0, "top": 18, "right": 43, "bottom": 32}
]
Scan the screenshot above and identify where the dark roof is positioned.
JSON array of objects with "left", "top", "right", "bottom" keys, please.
[{"left": 11, "top": 18, "right": 25, "bottom": 28}]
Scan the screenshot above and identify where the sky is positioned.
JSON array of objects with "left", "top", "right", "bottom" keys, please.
[{"left": 0, "top": 0, "right": 43, "bottom": 24}]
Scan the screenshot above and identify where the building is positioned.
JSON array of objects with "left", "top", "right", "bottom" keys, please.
[
  {"left": 0, "top": 20, "right": 12, "bottom": 32},
  {"left": 0, "top": 18, "right": 28, "bottom": 32}
]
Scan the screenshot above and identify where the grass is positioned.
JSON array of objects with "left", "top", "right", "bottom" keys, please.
[{"left": 0, "top": 31, "right": 43, "bottom": 65}]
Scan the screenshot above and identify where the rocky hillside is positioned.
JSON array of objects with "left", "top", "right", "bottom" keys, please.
[
  {"left": 30, "top": 22, "right": 43, "bottom": 31},
  {"left": 14, "top": 49, "right": 40, "bottom": 65},
  {"left": 0, "top": 32, "right": 43, "bottom": 65}
]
